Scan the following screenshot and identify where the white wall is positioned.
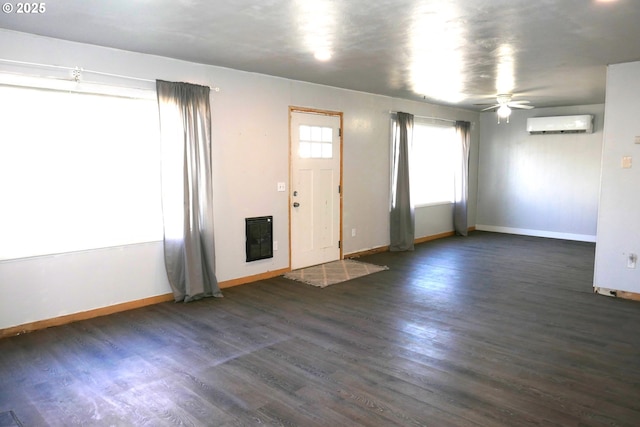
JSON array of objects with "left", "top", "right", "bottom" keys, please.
[
  {"left": 594, "top": 61, "right": 640, "bottom": 294},
  {"left": 476, "top": 105, "right": 604, "bottom": 242},
  {"left": 0, "top": 244, "right": 170, "bottom": 328},
  {"left": 0, "top": 30, "right": 479, "bottom": 330}
]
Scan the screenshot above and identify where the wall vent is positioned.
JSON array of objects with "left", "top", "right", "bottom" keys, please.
[{"left": 245, "top": 216, "right": 273, "bottom": 262}]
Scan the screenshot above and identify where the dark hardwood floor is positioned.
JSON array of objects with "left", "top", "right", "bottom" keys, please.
[{"left": 1, "top": 231, "right": 639, "bottom": 426}]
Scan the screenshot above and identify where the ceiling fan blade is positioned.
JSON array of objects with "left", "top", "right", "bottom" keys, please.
[
  {"left": 510, "top": 104, "right": 534, "bottom": 109},
  {"left": 480, "top": 104, "right": 500, "bottom": 111},
  {"left": 508, "top": 100, "right": 531, "bottom": 105}
]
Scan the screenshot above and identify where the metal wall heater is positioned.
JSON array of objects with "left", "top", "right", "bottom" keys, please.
[{"left": 245, "top": 216, "right": 273, "bottom": 262}]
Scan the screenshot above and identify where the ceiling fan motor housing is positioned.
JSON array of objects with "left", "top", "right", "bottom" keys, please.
[{"left": 497, "top": 94, "right": 512, "bottom": 104}]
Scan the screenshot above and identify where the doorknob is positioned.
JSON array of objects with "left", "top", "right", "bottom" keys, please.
[{"left": 293, "top": 202, "right": 300, "bottom": 207}]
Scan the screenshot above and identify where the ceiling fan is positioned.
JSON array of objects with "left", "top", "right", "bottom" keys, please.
[{"left": 479, "top": 94, "right": 534, "bottom": 123}]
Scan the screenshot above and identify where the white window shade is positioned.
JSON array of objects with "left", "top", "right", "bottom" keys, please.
[
  {"left": 411, "top": 122, "right": 457, "bottom": 206},
  {"left": 0, "top": 84, "right": 162, "bottom": 260}
]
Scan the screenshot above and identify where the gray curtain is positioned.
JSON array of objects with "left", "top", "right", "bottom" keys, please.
[
  {"left": 390, "top": 112, "right": 415, "bottom": 251},
  {"left": 156, "top": 80, "right": 222, "bottom": 302},
  {"left": 453, "top": 120, "right": 471, "bottom": 236}
]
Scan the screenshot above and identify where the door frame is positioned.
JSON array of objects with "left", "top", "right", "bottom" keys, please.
[{"left": 288, "top": 106, "right": 343, "bottom": 270}]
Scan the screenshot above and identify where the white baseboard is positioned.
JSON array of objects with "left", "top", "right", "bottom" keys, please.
[{"left": 475, "top": 224, "right": 596, "bottom": 243}]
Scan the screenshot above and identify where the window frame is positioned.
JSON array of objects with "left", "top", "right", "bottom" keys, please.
[
  {"left": 0, "top": 77, "right": 162, "bottom": 261},
  {"left": 410, "top": 119, "right": 458, "bottom": 207}
]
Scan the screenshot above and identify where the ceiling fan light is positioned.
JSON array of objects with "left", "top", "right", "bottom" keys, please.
[{"left": 497, "top": 105, "right": 512, "bottom": 118}]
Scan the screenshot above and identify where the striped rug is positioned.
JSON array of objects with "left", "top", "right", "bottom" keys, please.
[{"left": 284, "top": 259, "right": 388, "bottom": 288}]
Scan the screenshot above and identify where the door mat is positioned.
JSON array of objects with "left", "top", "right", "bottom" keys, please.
[
  {"left": 284, "top": 259, "right": 388, "bottom": 288},
  {"left": 0, "top": 411, "right": 23, "bottom": 427}
]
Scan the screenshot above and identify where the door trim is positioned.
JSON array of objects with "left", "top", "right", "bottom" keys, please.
[{"left": 288, "top": 106, "right": 343, "bottom": 270}]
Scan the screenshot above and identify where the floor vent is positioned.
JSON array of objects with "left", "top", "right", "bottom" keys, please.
[{"left": 245, "top": 216, "right": 273, "bottom": 262}]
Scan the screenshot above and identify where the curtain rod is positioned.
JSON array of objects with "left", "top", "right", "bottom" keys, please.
[
  {"left": 388, "top": 110, "right": 456, "bottom": 123},
  {"left": 0, "top": 58, "right": 220, "bottom": 92}
]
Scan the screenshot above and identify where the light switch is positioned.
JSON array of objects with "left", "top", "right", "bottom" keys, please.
[
  {"left": 628, "top": 253, "right": 637, "bottom": 269},
  {"left": 277, "top": 182, "right": 286, "bottom": 192},
  {"left": 634, "top": 136, "right": 640, "bottom": 144},
  {"left": 622, "top": 156, "right": 632, "bottom": 169}
]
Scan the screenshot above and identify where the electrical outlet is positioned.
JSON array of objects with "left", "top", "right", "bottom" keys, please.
[
  {"left": 277, "top": 182, "right": 286, "bottom": 192},
  {"left": 627, "top": 253, "right": 637, "bottom": 269}
]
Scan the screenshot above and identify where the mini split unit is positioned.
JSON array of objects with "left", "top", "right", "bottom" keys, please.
[{"left": 526, "top": 115, "right": 594, "bottom": 134}]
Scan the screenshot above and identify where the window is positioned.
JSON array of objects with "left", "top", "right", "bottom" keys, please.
[
  {"left": 0, "top": 84, "right": 162, "bottom": 260},
  {"left": 411, "top": 121, "right": 457, "bottom": 206},
  {"left": 298, "top": 124, "right": 333, "bottom": 158}
]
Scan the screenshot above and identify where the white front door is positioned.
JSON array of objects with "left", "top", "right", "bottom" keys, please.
[{"left": 290, "top": 110, "right": 342, "bottom": 270}]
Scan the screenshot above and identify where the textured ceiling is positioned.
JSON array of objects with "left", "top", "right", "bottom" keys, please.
[{"left": 1, "top": 0, "right": 638, "bottom": 111}]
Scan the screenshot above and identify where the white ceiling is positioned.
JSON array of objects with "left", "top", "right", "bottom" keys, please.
[{"left": 1, "top": 0, "right": 638, "bottom": 111}]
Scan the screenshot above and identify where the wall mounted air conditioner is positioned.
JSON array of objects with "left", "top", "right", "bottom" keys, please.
[{"left": 526, "top": 115, "right": 594, "bottom": 134}]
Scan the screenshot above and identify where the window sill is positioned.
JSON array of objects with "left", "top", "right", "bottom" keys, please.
[
  {"left": 415, "top": 201, "right": 454, "bottom": 209},
  {"left": 0, "top": 240, "right": 163, "bottom": 264}
]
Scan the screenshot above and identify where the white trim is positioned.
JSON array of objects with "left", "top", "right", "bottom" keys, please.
[
  {"left": 0, "top": 58, "right": 220, "bottom": 92},
  {"left": 0, "top": 72, "right": 156, "bottom": 99},
  {"left": 475, "top": 225, "right": 596, "bottom": 243}
]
